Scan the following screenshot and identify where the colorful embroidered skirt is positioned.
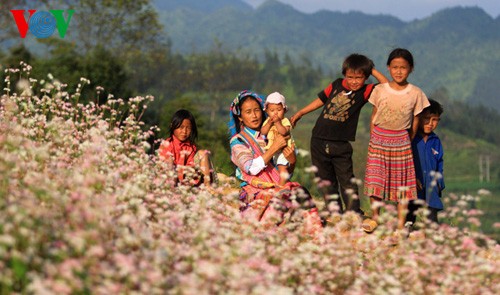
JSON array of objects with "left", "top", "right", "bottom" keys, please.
[{"left": 364, "top": 126, "right": 417, "bottom": 202}]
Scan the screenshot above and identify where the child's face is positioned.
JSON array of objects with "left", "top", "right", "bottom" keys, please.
[
  {"left": 388, "top": 57, "right": 412, "bottom": 85},
  {"left": 173, "top": 119, "right": 192, "bottom": 142},
  {"left": 344, "top": 69, "right": 367, "bottom": 91},
  {"left": 265, "top": 103, "right": 285, "bottom": 120},
  {"left": 420, "top": 111, "right": 440, "bottom": 135}
]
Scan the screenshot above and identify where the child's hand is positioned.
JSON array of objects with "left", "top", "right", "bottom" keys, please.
[
  {"left": 273, "top": 115, "right": 281, "bottom": 125},
  {"left": 271, "top": 115, "right": 281, "bottom": 124}
]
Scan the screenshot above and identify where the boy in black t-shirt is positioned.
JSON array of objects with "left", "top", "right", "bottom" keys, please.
[{"left": 290, "top": 53, "right": 387, "bottom": 221}]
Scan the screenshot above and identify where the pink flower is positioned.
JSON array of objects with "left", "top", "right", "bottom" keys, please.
[{"left": 461, "top": 237, "right": 478, "bottom": 251}]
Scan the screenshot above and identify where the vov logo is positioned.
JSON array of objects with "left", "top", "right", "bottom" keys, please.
[{"left": 10, "top": 10, "right": 74, "bottom": 38}]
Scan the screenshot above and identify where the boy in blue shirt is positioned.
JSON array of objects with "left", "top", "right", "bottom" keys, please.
[{"left": 406, "top": 99, "right": 445, "bottom": 225}]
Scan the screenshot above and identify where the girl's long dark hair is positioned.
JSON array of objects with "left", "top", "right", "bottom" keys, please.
[{"left": 169, "top": 109, "right": 198, "bottom": 144}]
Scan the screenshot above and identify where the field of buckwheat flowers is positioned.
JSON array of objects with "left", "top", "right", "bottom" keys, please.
[{"left": 1, "top": 63, "right": 499, "bottom": 294}]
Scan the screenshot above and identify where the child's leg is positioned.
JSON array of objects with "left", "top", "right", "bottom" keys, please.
[
  {"left": 310, "top": 138, "right": 341, "bottom": 213},
  {"left": 330, "top": 141, "right": 363, "bottom": 215},
  {"left": 198, "top": 150, "right": 212, "bottom": 185},
  {"left": 397, "top": 201, "right": 408, "bottom": 229},
  {"left": 369, "top": 196, "right": 380, "bottom": 221},
  {"left": 405, "top": 200, "right": 419, "bottom": 226},
  {"left": 275, "top": 152, "right": 291, "bottom": 186},
  {"left": 277, "top": 165, "right": 288, "bottom": 186},
  {"left": 428, "top": 207, "right": 439, "bottom": 224},
  {"left": 362, "top": 196, "right": 380, "bottom": 232}
]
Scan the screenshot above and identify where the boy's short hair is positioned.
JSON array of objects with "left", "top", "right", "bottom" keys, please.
[
  {"left": 342, "top": 53, "right": 374, "bottom": 78},
  {"left": 425, "top": 98, "right": 444, "bottom": 116}
]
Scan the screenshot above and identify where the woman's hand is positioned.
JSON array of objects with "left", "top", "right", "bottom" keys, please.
[
  {"left": 261, "top": 134, "right": 289, "bottom": 167},
  {"left": 270, "top": 134, "right": 288, "bottom": 153}
]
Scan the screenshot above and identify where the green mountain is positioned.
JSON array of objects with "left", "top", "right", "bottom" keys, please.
[
  {"left": 153, "top": 0, "right": 251, "bottom": 13},
  {"left": 155, "top": 0, "right": 500, "bottom": 111}
]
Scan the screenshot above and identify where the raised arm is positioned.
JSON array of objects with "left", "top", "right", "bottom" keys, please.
[
  {"left": 371, "top": 68, "right": 389, "bottom": 84},
  {"left": 290, "top": 98, "right": 324, "bottom": 127},
  {"left": 272, "top": 116, "right": 290, "bottom": 136}
]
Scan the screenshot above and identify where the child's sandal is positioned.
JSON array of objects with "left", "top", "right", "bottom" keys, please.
[{"left": 362, "top": 218, "right": 378, "bottom": 233}]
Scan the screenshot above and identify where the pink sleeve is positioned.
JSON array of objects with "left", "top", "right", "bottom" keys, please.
[
  {"left": 368, "top": 84, "right": 381, "bottom": 106},
  {"left": 158, "top": 140, "right": 174, "bottom": 162},
  {"left": 231, "top": 140, "right": 254, "bottom": 173},
  {"left": 185, "top": 145, "right": 197, "bottom": 166},
  {"left": 413, "top": 89, "right": 430, "bottom": 116}
]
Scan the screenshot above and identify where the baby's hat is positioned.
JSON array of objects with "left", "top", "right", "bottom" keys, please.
[{"left": 264, "top": 92, "right": 287, "bottom": 110}]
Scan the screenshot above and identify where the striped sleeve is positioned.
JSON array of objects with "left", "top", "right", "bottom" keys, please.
[{"left": 230, "top": 136, "right": 265, "bottom": 175}]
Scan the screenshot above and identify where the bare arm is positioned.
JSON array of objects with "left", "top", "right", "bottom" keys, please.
[
  {"left": 409, "top": 115, "right": 419, "bottom": 140},
  {"left": 260, "top": 119, "right": 272, "bottom": 135},
  {"left": 371, "top": 68, "right": 389, "bottom": 84},
  {"left": 273, "top": 117, "right": 290, "bottom": 136},
  {"left": 370, "top": 106, "right": 378, "bottom": 135},
  {"left": 290, "top": 98, "right": 324, "bottom": 127}
]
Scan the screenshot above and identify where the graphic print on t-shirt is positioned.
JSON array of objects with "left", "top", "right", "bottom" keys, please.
[{"left": 323, "top": 90, "right": 354, "bottom": 122}]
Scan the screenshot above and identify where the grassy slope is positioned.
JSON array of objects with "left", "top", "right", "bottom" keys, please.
[{"left": 290, "top": 105, "right": 500, "bottom": 240}]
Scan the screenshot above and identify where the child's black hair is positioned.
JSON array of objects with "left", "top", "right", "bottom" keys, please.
[
  {"left": 342, "top": 53, "right": 374, "bottom": 78},
  {"left": 387, "top": 48, "right": 414, "bottom": 68},
  {"left": 426, "top": 98, "right": 444, "bottom": 116},
  {"left": 169, "top": 109, "right": 198, "bottom": 143}
]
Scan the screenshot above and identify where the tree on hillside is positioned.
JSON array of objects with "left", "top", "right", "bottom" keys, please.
[
  {"left": 2, "top": 0, "right": 166, "bottom": 102},
  {"left": 2, "top": 45, "right": 34, "bottom": 67},
  {"left": 432, "top": 87, "right": 500, "bottom": 146},
  {"left": 61, "top": 0, "right": 165, "bottom": 56},
  {"left": 255, "top": 49, "right": 286, "bottom": 92},
  {"left": 285, "top": 54, "right": 323, "bottom": 96},
  {"left": 0, "top": 40, "right": 130, "bottom": 104}
]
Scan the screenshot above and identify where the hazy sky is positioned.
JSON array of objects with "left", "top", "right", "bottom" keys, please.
[{"left": 244, "top": 0, "right": 499, "bottom": 21}]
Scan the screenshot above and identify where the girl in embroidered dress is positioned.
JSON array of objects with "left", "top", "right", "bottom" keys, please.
[
  {"left": 158, "top": 109, "right": 216, "bottom": 186},
  {"left": 363, "top": 48, "right": 430, "bottom": 232}
]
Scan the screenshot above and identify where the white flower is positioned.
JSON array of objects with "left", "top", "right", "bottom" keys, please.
[
  {"left": 297, "top": 148, "right": 309, "bottom": 157},
  {"left": 477, "top": 189, "right": 491, "bottom": 195},
  {"left": 304, "top": 165, "right": 318, "bottom": 173}
]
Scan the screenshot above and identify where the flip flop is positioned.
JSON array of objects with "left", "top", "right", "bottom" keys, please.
[{"left": 362, "top": 218, "right": 378, "bottom": 233}]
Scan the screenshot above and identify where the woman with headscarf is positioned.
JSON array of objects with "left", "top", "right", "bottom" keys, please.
[{"left": 229, "top": 90, "right": 320, "bottom": 225}]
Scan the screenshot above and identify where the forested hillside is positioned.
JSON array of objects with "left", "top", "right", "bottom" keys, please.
[{"left": 154, "top": 0, "right": 500, "bottom": 111}]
